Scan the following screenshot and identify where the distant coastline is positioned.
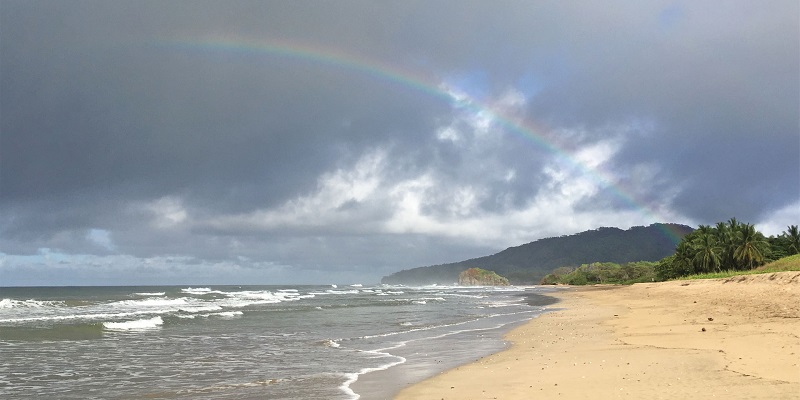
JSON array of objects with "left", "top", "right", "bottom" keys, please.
[{"left": 383, "top": 223, "right": 693, "bottom": 285}]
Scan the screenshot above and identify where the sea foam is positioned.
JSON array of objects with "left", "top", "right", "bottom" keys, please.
[
  {"left": 103, "top": 316, "right": 163, "bottom": 331},
  {"left": 0, "top": 298, "right": 63, "bottom": 308}
]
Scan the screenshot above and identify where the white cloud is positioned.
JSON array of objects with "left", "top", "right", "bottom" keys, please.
[
  {"left": 495, "top": 87, "right": 527, "bottom": 111},
  {"left": 572, "top": 139, "right": 619, "bottom": 169},
  {"left": 86, "top": 229, "right": 115, "bottom": 251},
  {"left": 142, "top": 196, "right": 188, "bottom": 228},
  {"left": 436, "top": 126, "right": 461, "bottom": 142},
  {"left": 756, "top": 200, "right": 800, "bottom": 236},
  {"left": 197, "top": 89, "right": 682, "bottom": 252},
  {"left": 206, "top": 149, "right": 387, "bottom": 233}
]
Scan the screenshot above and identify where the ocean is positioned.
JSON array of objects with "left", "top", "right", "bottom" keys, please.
[{"left": 0, "top": 284, "right": 557, "bottom": 399}]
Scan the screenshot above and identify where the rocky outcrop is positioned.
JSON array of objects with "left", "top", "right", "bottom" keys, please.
[{"left": 458, "top": 268, "right": 510, "bottom": 286}]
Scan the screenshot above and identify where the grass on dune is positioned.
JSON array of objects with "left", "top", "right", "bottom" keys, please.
[{"left": 681, "top": 254, "right": 800, "bottom": 280}]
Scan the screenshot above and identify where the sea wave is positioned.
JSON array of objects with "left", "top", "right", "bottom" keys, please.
[
  {"left": 181, "top": 287, "right": 226, "bottom": 295},
  {"left": 340, "top": 349, "right": 406, "bottom": 399},
  {"left": 326, "top": 290, "right": 360, "bottom": 295},
  {"left": 103, "top": 316, "right": 163, "bottom": 331},
  {"left": 0, "top": 288, "right": 314, "bottom": 325},
  {"left": 112, "top": 297, "right": 188, "bottom": 307},
  {"left": 0, "top": 298, "right": 64, "bottom": 308},
  {"left": 134, "top": 292, "right": 166, "bottom": 296},
  {"left": 212, "top": 311, "right": 243, "bottom": 318}
]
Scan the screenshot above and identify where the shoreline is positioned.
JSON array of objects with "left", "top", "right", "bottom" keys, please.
[
  {"left": 350, "top": 287, "right": 561, "bottom": 399},
  {"left": 394, "top": 272, "right": 800, "bottom": 399}
]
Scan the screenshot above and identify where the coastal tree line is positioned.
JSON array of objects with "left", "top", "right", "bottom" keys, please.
[
  {"left": 541, "top": 219, "right": 799, "bottom": 284},
  {"left": 655, "top": 219, "right": 798, "bottom": 280},
  {"left": 540, "top": 261, "right": 658, "bottom": 285}
]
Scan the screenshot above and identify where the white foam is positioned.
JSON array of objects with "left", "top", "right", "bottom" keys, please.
[
  {"left": 213, "top": 311, "right": 243, "bottom": 318},
  {"left": 339, "top": 349, "right": 407, "bottom": 399},
  {"left": 182, "top": 287, "right": 211, "bottom": 293},
  {"left": 103, "top": 316, "right": 163, "bottom": 331},
  {"left": 219, "top": 290, "right": 305, "bottom": 308},
  {"left": 181, "top": 287, "right": 225, "bottom": 295},
  {"left": 0, "top": 298, "right": 63, "bottom": 308},
  {"left": 135, "top": 292, "right": 165, "bottom": 296},
  {"left": 180, "top": 304, "right": 224, "bottom": 313},
  {"left": 112, "top": 298, "right": 187, "bottom": 308}
]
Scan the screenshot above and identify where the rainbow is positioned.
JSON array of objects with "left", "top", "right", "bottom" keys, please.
[{"left": 157, "top": 34, "right": 686, "bottom": 244}]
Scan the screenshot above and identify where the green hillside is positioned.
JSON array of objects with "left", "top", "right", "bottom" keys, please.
[{"left": 381, "top": 223, "right": 693, "bottom": 285}]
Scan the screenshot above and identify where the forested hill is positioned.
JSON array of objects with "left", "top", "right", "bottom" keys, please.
[{"left": 381, "top": 223, "right": 694, "bottom": 285}]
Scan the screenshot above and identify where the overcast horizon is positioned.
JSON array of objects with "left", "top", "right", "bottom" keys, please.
[{"left": 2, "top": 1, "right": 798, "bottom": 286}]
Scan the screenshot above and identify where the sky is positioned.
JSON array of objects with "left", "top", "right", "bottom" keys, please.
[{"left": 1, "top": 1, "right": 798, "bottom": 286}]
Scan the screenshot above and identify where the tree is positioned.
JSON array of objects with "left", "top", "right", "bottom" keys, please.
[
  {"left": 715, "top": 221, "right": 736, "bottom": 268},
  {"left": 692, "top": 232, "right": 723, "bottom": 273},
  {"left": 733, "top": 224, "right": 770, "bottom": 270},
  {"left": 786, "top": 225, "right": 800, "bottom": 255},
  {"left": 672, "top": 240, "right": 697, "bottom": 276},
  {"left": 655, "top": 255, "right": 678, "bottom": 280}
]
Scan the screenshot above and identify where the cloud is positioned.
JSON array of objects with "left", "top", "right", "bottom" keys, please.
[
  {"left": 197, "top": 92, "right": 679, "bottom": 252},
  {"left": 204, "top": 149, "right": 388, "bottom": 234},
  {"left": 757, "top": 201, "right": 800, "bottom": 237},
  {"left": 86, "top": 229, "right": 115, "bottom": 251},
  {"left": 141, "top": 196, "right": 189, "bottom": 229}
]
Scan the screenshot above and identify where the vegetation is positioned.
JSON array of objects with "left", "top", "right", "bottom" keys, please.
[
  {"left": 539, "top": 261, "right": 658, "bottom": 285},
  {"left": 382, "top": 223, "right": 693, "bottom": 285},
  {"left": 680, "top": 253, "right": 800, "bottom": 280},
  {"left": 458, "top": 268, "right": 510, "bottom": 286},
  {"left": 539, "top": 220, "right": 799, "bottom": 285},
  {"left": 655, "top": 219, "right": 798, "bottom": 281},
  {"left": 384, "top": 219, "right": 797, "bottom": 286}
]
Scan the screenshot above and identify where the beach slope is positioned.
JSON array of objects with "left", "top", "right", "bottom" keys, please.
[{"left": 395, "top": 272, "right": 800, "bottom": 399}]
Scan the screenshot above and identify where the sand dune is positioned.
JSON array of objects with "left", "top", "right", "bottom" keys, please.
[{"left": 395, "top": 272, "right": 800, "bottom": 399}]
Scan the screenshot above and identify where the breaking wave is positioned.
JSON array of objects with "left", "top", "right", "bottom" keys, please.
[{"left": 103, "top": 316, "right": 163, "bottom": 331}]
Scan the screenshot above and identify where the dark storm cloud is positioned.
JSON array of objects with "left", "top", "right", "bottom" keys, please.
[{"left": 1, "top": 1, "right": 797, "bottom": 284}]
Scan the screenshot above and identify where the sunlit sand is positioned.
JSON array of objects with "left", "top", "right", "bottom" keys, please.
[{"left": 396, "top": 272, "right": 800, "bottom": 399}]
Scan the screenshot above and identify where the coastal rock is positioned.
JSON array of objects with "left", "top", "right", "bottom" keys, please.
[{"left": 458, "top": 268, "right": 510, "bottom": 286}]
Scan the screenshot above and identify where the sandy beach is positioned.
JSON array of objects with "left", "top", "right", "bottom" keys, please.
[{"left": 395, "top": 272, "right": 800, "bottom": 399}]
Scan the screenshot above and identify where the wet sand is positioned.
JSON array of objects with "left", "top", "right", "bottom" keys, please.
[{"left": 395, "top": 272, "right": 800, "bottom": 399}]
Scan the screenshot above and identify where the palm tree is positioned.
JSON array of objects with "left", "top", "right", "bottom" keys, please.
[
  {"left": 714, "top": 221, "right": 735, "bottom": 268},
  {"left": 692, "top": 233, "right": 723, "bottom": 273},
  {"left": 733, "top": 224, "right": 770, "bottom": 270},
  {"left": 673, "top": 240, "right": 696, "bottom": 276},
  {"left": 785, "top": 225, "right": 800, "bottom": 255},
  {"left": 696, "top": 224, "right": 713, "bottom": 236},
  {"left": 727, "top": 217, "right": 740, "bottom": 231}
]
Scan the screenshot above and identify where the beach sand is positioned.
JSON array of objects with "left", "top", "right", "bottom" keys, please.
[{"left": 394, "top": 272, "right": 800, "bottom": 399}]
